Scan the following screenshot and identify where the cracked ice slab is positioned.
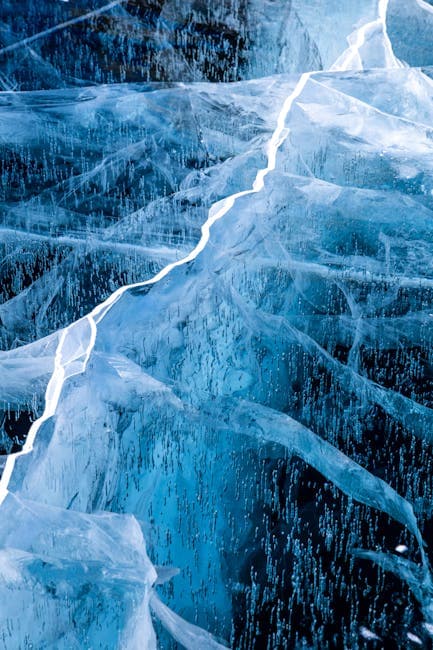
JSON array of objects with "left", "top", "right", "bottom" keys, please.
[{"left": 2, "top": 0, "right": 433, "bottom": 647}]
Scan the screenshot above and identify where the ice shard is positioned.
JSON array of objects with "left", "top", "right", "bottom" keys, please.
[{"left": 1, "top": 0, "right": 433, "bottom": 647}]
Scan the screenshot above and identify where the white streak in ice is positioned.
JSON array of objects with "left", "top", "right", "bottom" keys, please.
[
  {"left": 149, "top": 591, "right": 228, "bottom": 649},
  {"left": 0, "top": 72, "right": 312, "bottom": 505},
  {"left": 0, "top": 0, "right": 127, "bottom": 57},
  {"left": 378, "top": 0, "right": 403, "bottom": 67},
  {"left": 424, "top": 622, "right": 433, "bottom": 636},
  {"left": 360, "top": 626, "right": 382, "bottom": 641},
  {"left": 416, "top": 0, "right": 433, "bottom": 14},
  {"left": 330, "top": 18, "right": 371, "bottom": 71},
  {"left": 407, "top": 632, "right": 423, "bottom": 645},
  {"left": 330, "top": 0, "right": 402, "bottom": 71}
]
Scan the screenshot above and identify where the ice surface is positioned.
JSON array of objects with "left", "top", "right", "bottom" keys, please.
[{"left": 2, "top": 0, "right": 433, "bottom": 647}]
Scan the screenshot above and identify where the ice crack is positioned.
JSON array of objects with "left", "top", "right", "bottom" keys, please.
[
  {"left": 330, "top": 0, "right": 402, "bottom": 71},
  {"left": 0, "top": 71, "right": 312, "bottom": 504},
  {"left": 0, "top": 0, "right": 128, "bottom": 58}
]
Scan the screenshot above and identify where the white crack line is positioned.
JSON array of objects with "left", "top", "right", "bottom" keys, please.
[
  {"left": 0, "top": 0, "right": 128, "bottom": 57},
  {"left": 0, "top": 0, "right": 411, "bottom": 505},
  {"left": 416, "top": 0, "right": 433, "bottom": 15},
  {"left": 331, "top": 0, "right": 403, "bottom": 72},
  {"left": 1, "top": 0, "right": 431, "bottom": 638},
  {"left": 0, "top": 71, "right": 312, "bottom": 505}
]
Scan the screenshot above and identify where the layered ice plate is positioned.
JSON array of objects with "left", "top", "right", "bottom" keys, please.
[{"left": 2, "top": 0, "right": 433, "bottom": 647}]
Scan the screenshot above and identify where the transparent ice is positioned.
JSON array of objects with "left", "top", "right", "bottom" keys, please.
[{"left": 1, "top": 0, "right": 433, "bottom": 647}]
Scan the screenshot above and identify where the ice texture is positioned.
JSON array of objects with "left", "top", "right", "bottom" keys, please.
[{"left": 1, "top": 0, "right": 433, "bottom": 647}]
